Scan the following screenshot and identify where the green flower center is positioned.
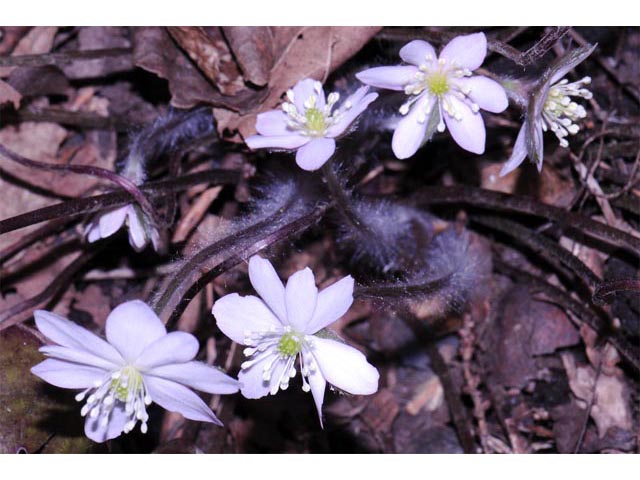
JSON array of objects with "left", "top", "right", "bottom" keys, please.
[
  {"left": 427, "top": 73, "right": 449, "bottom": 96},
  {"left": 110, "top": 366, "right": 144, "bottom": 402},
  {"left": 305, "top": 107, "right": 327, "bottom": 135},
  {"left": 277, "top": 332, "right": 303, "bottom": 357}
]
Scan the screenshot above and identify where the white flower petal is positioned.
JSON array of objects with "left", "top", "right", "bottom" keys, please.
[
  {"left": 31, "top": 359, "right": 107, "bottom": 389},
  {"left": 285, "top": 267, "right": 318, "bottom": 331},
  {"left": 295, "top": 137, "right": 336, "bottom": 171},
  {"left": 304, "top": 351, "right": 327, "bottom": 427},
  {"left": 533, "top": 121, "right": 545, "bottom": 171},
  {"left": 145, "top": 376, "right": 223, "bottom": 425},
  {"left": 39, "top": 345, "right": 119, "bottom": 371},
  {"left": 126, "top": 206, "right": 148, "bottom": 252},
  {"left": 326, "top": 90, "right": 378, "bottom": 138},
  {"left": 34, "top": 310, "right": 123, "bottom": 365},
  {"left": 293, "top": 78, "right": 325, "bottom": 112},
  {"left": 391, "top": 95, "right": 433, "bottom": 159},
  {"left": 135, "top": 332, "right": 199, "bottom": 370},
  {"left": 255, "top": 110, "right": 291, "bottom": 136},
  {"left": 86, "top": 223, "right": 101, "bottom": 243},
  {"left": 356, "top": 65, "right": 419, "bottom": 91},
  {"left": 84, "top": 402, "right": 129, "bottom": 443},
  {"left": 306, "top": 276, "right": 354, "bottom": 334},
  {"left": 500, "top": 124, "right": 528, "bottom": 176},
  {"left": 399, "top": 40, "right": 437, "bottom": 66},
  {"left": 311, "top": 337, "right": 379, "bottom": 395},
  {"left": 248, "top": 255, "right": 287, "bottom": 322},
  {"left": 98, "top": 206, "right": 127, "bottom": 238},
  {"left": 237, "top": 348, "right": 287, "bottom": 399},
  {"left": 245, "top": 133, "right": 309, "bottom": 150},
  {"left": 105, "top": 300, "right": 167, "bottom": 363},
  {"left": 444, "top": 96, "right": 486, "bottom": 154},
  {"left": 148, "top": 362, "right": 240, "bottom": 394},
  {"left": 212, "top": 293, "right": 282, "bottom": 345},
  {"left": 440, "top": 32, "right": 487, "bottom": 71},
  {"left": 454, "top": 76, "right": 508, "bottom": 113}
]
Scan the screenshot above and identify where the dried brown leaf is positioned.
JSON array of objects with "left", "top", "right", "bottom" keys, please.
[
  {"left": 168, "top": 27, "right": 244, "bottom": 95},
  {"left": 132, "top": 27, "right": 265, "bottom": 112},
  {"left": 561, "top": 352, "right": 633, "bottom": 438},
  {"left": 222, "top": 27, "right": 274, "bottom": 87},
  {"left": 0, "top": 27, "right": 31, "bottom": 55},
  {"left": 0, "top": 327, "right": 92, "bottom": 453},
  {"left": 7, "top": 65, "right": 70, "bottom": 97},
  {"left": 0, "top": 78, "right": 21, "bottom": 109},
  {"left": 62, "top": 26, "right": 133, "bottom": 79}
]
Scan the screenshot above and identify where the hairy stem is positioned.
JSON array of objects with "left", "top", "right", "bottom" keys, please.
[
  {"left": 470, "top": 214, "right": 601, "bottom": 288},
  {"left": 153, "top": 201, "right": 328, "bottom": 323},
  {"left": 412, "top": 185, "right": 640, "bottom": 255},
  {"left": 322, "top": 162, "right": 374, "bottom": 236},
  {"left": 0, "top": 169, "right": 240, "bottom": 234},
  {"left": 0, "top": 143, "right": 156, "bottom": 226}
]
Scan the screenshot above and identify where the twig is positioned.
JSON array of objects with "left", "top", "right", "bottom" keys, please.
[
  {"left": 3, "top": 107, "right": 138, "bottom": 132},
  {"left": 573, "top": 347, "right": 606, "bottom": 454},
  {"left": 425, "top": 341, "right": 477, "bottom": 453},
  {"left": 377, "top": 27, "right": 570, "bottom": 66},
  {"left": 0, "top": 47, "right": 132, "bottom": 67}
]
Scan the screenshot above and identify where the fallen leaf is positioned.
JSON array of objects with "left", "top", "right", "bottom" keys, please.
[
  {"left": 222, "top": 27, "right": 274, "bottom": 87},
  {"left": 0, "top": 27, "right": 31, "bottom": 55},
  {"left": 61, "top": 26, "right": 133, "bottom": 80},
  {"left": 167, "top": 27, "right": 244, "bottom": 95},
  {"left": 0, "top": 326, "right": 92, "bottom": 453},
  {"left": 7, "top": 65, "right": 70, "bottom": 98},
  {"left": 483, "top": 285, "right": 579, "bottom": 388},
  {"left": 0, "top": 79, "right": 21, "bottom": 109},
  {"left": 132, "top": 27, "right": 265, "bottom": 112}
]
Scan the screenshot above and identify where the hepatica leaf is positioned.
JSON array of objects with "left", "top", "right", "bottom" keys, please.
[{"left": 0, "top": 327, "right": 92, "bottom": 453}]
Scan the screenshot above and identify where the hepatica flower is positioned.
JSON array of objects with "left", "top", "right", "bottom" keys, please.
[
  {"left": 85, "top": 203, "right": 160, "bottom": 252},
  {"left": 245, "top": 78, "right": 378, "bottom": 171},
  {"left": 31, "top": 300, "right": 240, "bottom": 442},
  {"left": 500, "top": 44, "right": 596, "bottom": 176},
  {"left": 212, "top": 256, "right": 379, "bottom": 424},
  {"left": 356, "top": 32, "right": 508, "bottom": 158}
]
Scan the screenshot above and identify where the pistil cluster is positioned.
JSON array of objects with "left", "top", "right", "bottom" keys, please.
[
  {"left": 241, "top": 325, "right": 316, "bottom": 395},
  {"left": 542, "top": 76, "right": 592, "bottom": 147},
  {"left": 75, "top": 365, "right": 152, "bottom": 434},
  {"left": 400, "top": 55, "right": 477, "bottom": 131},
  {"left": 282, "top": 82, "right": 351, "bottom": 137}
]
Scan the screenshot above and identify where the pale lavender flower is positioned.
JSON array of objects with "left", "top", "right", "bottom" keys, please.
[
  {"left": 356, "top": 32, "right": 508, "bottom": 158},
  {"left": 85, "top": 203, "right": 160, "bottom": 252},
  {"left": 500, "top": 44, "right": 596, "bottom": 176},
  {"left": 31, "top": 300, "right": 240, "bottom": 443},
  {"left": 245, "top": 78, "right": 378, "bottom": 171},
  {"left": 212, "top": 256, "right": 379, "bottom": 425}
]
